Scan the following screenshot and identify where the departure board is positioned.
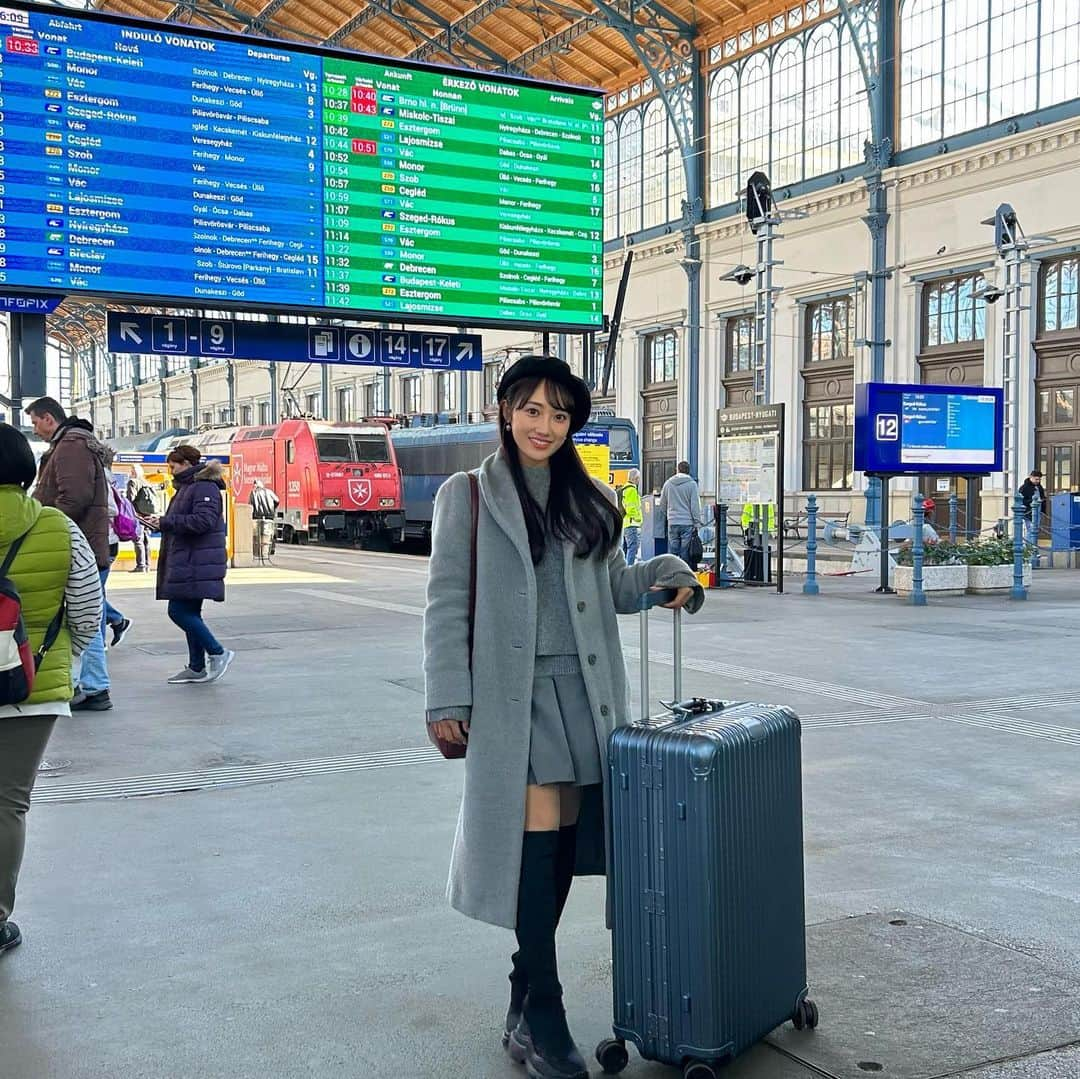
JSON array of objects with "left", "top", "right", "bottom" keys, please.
[{"left": 0, "top": 1, "right": 604, "bottom": 329}]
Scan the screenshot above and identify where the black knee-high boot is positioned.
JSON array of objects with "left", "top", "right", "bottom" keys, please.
[
  {"left": 504, "top": 824, "right": 578, "bottom": 1044},
  {"left": 507, "top": 831, "right": 586, "bottom": 1079}
]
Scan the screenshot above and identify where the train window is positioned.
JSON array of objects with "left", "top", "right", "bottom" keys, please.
[
  {"left": 354, "top": 434, "right": 389, "bottom": 463},
  {"left": 316, "top": 435, "right": 353, "bottom": 462},
  {"left": 286, "top": 440, "right": 295, "bottom": 464},
  {"left": 607, "top": 426, "right": 633, "bottom": 462}
]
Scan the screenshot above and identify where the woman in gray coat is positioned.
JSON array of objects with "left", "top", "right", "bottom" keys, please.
[{"left": 424, "top": 355, "right": 703, "bottom": 1079}]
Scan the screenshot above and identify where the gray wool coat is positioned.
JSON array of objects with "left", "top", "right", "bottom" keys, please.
[{"left": 423, "top": 449, "right": 704, "bottom": 930}]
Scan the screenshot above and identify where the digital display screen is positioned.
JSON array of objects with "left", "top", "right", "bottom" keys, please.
[
  {"left": 0, "top": 1, "right": 604, "bottom": 329},
  {"left": 855, "top": 382, "right": 1005, "bottom": 475},
  {"left": 899, "top": 391, "right": 998, "bottom": 466}
]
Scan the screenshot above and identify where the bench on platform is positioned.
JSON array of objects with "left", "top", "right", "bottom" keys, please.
[{"left": 782, "top": 508, "right": 851, "bottom": 542}]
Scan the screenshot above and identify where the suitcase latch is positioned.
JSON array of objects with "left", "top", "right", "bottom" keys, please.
[
  {"left": 641, "top": 762, "right": 663, "bottom": 789},
  {"left": 643, "top": 889, "right": 666, "bottom": 915}
]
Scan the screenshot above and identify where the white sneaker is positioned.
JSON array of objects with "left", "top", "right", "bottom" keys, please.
[
  {"left": 168, "top": 667, "right": 209, "bottom": 684},
  {"left": 205, "top": 650, "right": 235, "bottom": 683}
]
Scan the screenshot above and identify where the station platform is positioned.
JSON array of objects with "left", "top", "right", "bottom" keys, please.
[{"left": 2, "top": 550, "right": 1078, "bottom": 1079}]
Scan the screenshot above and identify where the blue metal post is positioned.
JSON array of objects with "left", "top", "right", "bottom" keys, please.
[
  {"left": 911, "top": 493, "right": 927, "bottom": 606},
  {"left": 803, "top": 494, "right": 820, "bottom": 595},
  {"left": 1011, "top": 490, "right": 1028, "bottom": 600},
  {"left": 717, "top": 503, "right": 731, "bottom": 588},
  {"left": 948, "top": 493, "right": 958, "bottom": 544},
  {"left": 1031, "top": 491, "right": 1042, "bottom": 569}
]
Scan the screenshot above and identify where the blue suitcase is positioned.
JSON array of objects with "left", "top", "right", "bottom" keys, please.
[{"left": 596, "top": 596, "right": 818, "bottom": 1078}]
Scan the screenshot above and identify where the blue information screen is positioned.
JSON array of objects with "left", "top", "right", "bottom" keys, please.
[
  {"left": 0, "top": 1, "right": 604, "bottom": 329},
  {"left": 854, "top": 382, "right": 1004, "bottom": 475}
]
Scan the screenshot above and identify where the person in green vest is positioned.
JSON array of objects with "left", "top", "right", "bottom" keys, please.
[
  {"left": 620, "top": 468, "right": 643, "bottom": 565},
  {"left": 0, "top": 424, "right": 103, "bottom": 955},
  {"left": 741, "top": 502, "right": 777, "bottom": 536}
]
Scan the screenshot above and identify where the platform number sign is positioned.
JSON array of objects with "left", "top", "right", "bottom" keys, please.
[
  {"left": 152, "top": 316, "right": 188, "bottom": 353},
  {"left": 200, "top": 319, "right": 235, "bottom": 356},
  {"left": 106, "top": 313, "right": 482, "bottom": 370},
  {"left": 422, "top": 335, "right": 450, "bottom": 367},
  {"left": 381, "top": 331, "right": 412, "bottom": 366},
  {"left": 876, "top": 413, "right": 899, "bottom": 441}
]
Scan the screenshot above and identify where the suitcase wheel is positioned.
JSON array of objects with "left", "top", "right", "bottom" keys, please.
[
  {"left": 791, "top": 997, "right": 820, "bottom": 1031},
  {"left": 594, "top": 1038, "right": 629, "bottom": 1074},
  {"left": 683, "top": 1061, "right": 722, "bottom": 1079}
]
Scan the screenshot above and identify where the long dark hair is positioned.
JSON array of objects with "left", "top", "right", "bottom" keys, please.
[{"left": 500, "top": 377, "right": 622, "bottom": 564}]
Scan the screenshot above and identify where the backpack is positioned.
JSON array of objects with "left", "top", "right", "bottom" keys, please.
[
  {"left": 112, "top": 487, "right": 139, "bottom": 542},
  {"left": 131, "top": 483, "right": 155, "bottom": 517},
  {"left": 0, "top": 530, "right": 65, "bottom": 705}
]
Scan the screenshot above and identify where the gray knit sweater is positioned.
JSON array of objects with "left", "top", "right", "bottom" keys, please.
[{"left": 521, "top": 464, "right": 577, "bottom": 656}]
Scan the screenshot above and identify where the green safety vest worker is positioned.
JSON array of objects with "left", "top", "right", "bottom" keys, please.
[
  {"left": 741, "top": 502, "right": 776, "bottom": 532},
  {"left": 620, "top": 483, "right": 643, "bottom": 528}
]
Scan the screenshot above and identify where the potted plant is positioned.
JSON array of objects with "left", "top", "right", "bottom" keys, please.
[
  {"left": 962, "top": 536, "right": 1033, "bottom": 593},
  {"left": 893, "top": 540, "right": 968, "bottom": 596}
]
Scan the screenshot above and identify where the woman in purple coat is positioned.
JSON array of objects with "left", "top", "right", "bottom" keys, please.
[{"left": 143, "top": 445, "right": 233, "bottom": 685}]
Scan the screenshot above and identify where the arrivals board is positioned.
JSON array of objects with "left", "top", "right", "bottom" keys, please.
[
  {"left": 855, "top": 382, "right": 1005, "bottom": 475},
  {"left": 0, "top": 1, "right": 604, "bottom": 329}
]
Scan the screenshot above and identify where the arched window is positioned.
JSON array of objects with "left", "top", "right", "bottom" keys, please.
[
  {"left": 668, "top": 115, "right": 686, "bottom": 225},
  {"left": 900, "top": 0, "right": 1079, "bottom": 147},
  {"left": 604, "top": 119, "right": 619, "bottom": 241},
  {"left": 642, "top": 100, "right": 668, "bottom": 230},
  {"left": 990, "top": 0, "right": 1040, "bottom": 120},
  {"left": 619, "top": 109, "right": 643, "bottom": 236},
  {"left": 943, "top": 0, "right": 988, "bottom": 137},
  {"left": 739, "top": 53, "right": 771, "bottom": 177},
  {"left": 804, "top": 23, "right": 839, "bottom": 178},
  {"left": 771, "top": 39, "right": 804, "bottom": 186},
  {"left": 709, "top": 68, "right": 739, "bottom": 206},
  {"left": 839, "top": 20, "right": 872, "bottom": 167},
  {"left": 1042, "top": 0, "right": 1080, "bottom": 106},
  {"left": 900, "top": 0, "right": 944, "bottom": 147}
]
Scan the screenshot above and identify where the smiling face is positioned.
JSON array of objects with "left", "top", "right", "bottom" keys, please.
[{"left": 502, "top": 378, "right": 573, "bottom": 468}]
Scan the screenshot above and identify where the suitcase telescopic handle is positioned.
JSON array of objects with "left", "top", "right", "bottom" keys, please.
[{"left": 638, "top": 590, "right": 682, "bottom": 722}]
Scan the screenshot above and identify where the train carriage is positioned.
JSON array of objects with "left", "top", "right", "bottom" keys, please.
[
  {"left": 166, "top": 419, "right": 404, "bottom": 545},
  {"left": 390, "top": 415, "right": 639, "bottom": 542}
]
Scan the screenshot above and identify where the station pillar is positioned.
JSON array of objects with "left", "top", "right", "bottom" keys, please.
[{"left": 8, "top": 314, "right": 48, "bottom": 424}]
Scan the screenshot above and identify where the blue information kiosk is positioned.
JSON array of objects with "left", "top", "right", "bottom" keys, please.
[{"left": 854, "top": 382, "right": 1005, "bottom": 592}]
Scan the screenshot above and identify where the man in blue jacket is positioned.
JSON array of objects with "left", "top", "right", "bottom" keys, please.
[{"left": 658, "top": 461, "right": 703, "bottom": 564}]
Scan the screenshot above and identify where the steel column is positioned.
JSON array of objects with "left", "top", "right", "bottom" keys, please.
[
  {"left": 751, "top": 217, "right": 779, "bottom": 407},
  {"left": 1001, "top": 241, "right": 1026, "bottom": 510}
]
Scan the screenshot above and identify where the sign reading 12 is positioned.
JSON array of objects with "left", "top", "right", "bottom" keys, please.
[{"left": 876, "top": 414, "right": 899, "bottom": 441}]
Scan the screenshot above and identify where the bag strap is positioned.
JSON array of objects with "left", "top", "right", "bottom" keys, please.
[
  {"left": 34, "top": 601, "right": 66, "bottom": 670},
  {"left": 0, "top": 526, "right": 65, "bottom": 669},
  {"left": 467, "top": 473, "right": 479, "bottom": 664},
  {"left": 0, "top": 529, "right": 32, "bottom": 578}
]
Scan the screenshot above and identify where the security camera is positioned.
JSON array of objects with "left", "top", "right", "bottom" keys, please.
[
  {"left": 972, "top": 283, "right": 1004, "bottom": 304},
  {"left": 721, "top": 264, "right": 754, "bottom": 287}
]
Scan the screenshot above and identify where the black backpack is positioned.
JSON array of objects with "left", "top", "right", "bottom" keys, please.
[{"left": 131, "top": 483, "right": 155, "bottom": 517}]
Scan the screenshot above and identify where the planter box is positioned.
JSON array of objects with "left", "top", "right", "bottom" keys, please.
[
  {"left": 967, "top": 563, "right": 1033, "bottom": 593},
  {"left": 893, "top": 563, "right": 967, "bottom": 597}
]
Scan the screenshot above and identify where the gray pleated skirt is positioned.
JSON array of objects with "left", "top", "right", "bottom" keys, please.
[{"left": 527, "top": 654, "right": 604, "bottom": 787}]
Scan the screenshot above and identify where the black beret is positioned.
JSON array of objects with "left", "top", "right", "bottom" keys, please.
[{"left": 497, "top": 354, "right": 592, "bottom": 434}]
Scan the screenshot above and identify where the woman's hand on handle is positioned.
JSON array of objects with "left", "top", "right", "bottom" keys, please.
[
  {"left": 650, "top": 584, "right": 695, "bottom": 610},
  {"left": 428, "top": 717, "right": 470, "bottom": 746}
]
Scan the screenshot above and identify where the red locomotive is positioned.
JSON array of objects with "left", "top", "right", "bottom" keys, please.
[{"left": 166, "top": 419, "right": 404, "bottom": 544}]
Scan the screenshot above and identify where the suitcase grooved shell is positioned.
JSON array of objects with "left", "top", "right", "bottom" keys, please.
[{"left": 608, "top": 703, "right": 808, "bottom": 1066}]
